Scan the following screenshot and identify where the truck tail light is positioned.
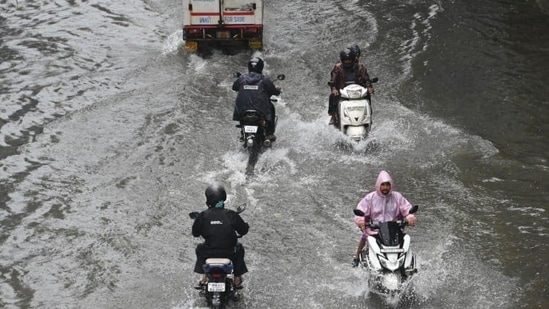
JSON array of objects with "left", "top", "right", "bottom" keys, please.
[
  {"left": 244, "top": 27, "right": 258, "bottom": 34},
  {"left": 188, "top": 28, "right": 202, "bottom": 35}
]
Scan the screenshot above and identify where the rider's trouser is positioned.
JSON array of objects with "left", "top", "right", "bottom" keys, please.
[{"left": 328, "top": 94, "right": 340, "bottom": 115}]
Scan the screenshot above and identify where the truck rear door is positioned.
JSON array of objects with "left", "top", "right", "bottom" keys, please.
[
  {"left": 222, "top": 0, "right": 261, "bottom": 25},
  {"left": 188, "top": 0, "right": 221, "bottom": 25}
]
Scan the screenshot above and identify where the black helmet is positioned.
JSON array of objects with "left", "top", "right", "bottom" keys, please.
[
  {"left": 248, "top": 57, "right": 264, "bottom": 74},
  {"left": 340, "top": 48, "right": 356, "bottom": 69},
  {"left": 205, "top": 183, "right": 227, "bottom": 207}
]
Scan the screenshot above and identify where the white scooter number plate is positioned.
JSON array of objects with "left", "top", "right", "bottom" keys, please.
[
  {"left": 244, "top": 125, "right": 258, "bottom": 133},
  {"left": 207, "top": 282, "right": 225, "bottom": 292}
]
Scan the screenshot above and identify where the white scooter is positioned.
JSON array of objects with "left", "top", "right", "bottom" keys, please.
[
  {"left": 353, "top": 205, "right": 418, "bottom": 296},
  {"left": 329, "top": 78, "right": 378, "bottom": 141}
]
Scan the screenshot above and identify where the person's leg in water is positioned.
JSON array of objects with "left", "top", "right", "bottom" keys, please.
[
  {"left": 328, "top": 94, "right": 339, "bottom": 125},
  {"left": 352, "top": 234, "right": 367, "bottom": 267},
  {"left": 265, "top": 104, "right": 277, "bottom": 142},
  {"left": 194, "top": 244, "right": 208, "bottom": 288},
  {"left": 232, "top": 245, "right": 248, "bottom": 288}
]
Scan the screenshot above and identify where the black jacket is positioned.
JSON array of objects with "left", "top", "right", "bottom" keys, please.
[
  {"left": 192, "top": 207, "right": 249, "bottom": 250},
  {"left": 232, "top": 72, "right": 281, "bottom": 122}
]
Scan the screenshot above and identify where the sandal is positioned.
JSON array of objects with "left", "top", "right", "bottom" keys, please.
[
  {"left": 194, "top": 280, "right": 206, "bottom": 290},
  {"left": 233, "top": 277, "right": 243, "bottom": 289}
]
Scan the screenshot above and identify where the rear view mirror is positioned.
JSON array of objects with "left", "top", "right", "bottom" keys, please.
[{"left": 236, "top": 204, "right": 246, "bottom": 214}]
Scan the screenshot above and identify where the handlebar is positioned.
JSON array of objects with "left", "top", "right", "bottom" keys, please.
[
  {"left": 353, "top": 205, "right": 418, "bottom": 229},
  {"left": 327, "top": 77, "right": 378, "bottom": 88},
  {"left": 367, "top": 220, "right": 408, "bottom": 229}
]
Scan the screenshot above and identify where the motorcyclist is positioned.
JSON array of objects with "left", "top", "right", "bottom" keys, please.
[
  {"left": 193, "top": 183, "right": 250, "bottom": 288},
  {"left": 351, "top": 170, "right": 417, "bottom": 267},
  {"left": 232, "top": 57, "right": 281, "bottom": 142},
  {"left": 328, "top": 48, "right": 374, "bottom": 125}
]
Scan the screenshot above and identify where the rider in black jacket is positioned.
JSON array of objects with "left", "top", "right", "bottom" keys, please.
[
  {"left": 232, "top": 57, "right": 281, "bottom": 142},
  {"left": 193, "top": 183, "right": 249, "bottom": 288}
]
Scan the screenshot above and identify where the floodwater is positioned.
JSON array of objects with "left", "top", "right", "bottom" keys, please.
[{"left": 1, "top": 0, "right": 548, "bottom": 308}]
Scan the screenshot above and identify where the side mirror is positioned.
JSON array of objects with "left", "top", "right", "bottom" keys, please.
[
  {"left": 327, "top": 81, "right": 335, "bottom": 87},
  {"left": 235, "top": 204, "right": 246, "bottom": 214},
  {"left": 353, "top": 209, "right": 365, "bottom": 216},
  {"left": 189, "top": 212, "right": 199, "bottom": 220},
  {"left": 409, "top": 205, "right": 419, "bottom": 214},
  {"left": 234, "top": 72, "right": 242, "bottom": 78},
  {"left": 276, "top": 74, "right": 285, "bottom": 81},
  {"left": 371, "top": 77, "right": 379, "bottom": 83}
]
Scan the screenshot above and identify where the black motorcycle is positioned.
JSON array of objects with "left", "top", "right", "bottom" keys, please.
[
  {"left": 233, "top": 73, "right": 285, "bottom": 175},
  {"left": 189, "top": 205, "right": 246, "bottom": 309}
]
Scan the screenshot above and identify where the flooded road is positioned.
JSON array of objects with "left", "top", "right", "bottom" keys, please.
[{"left": 1, "top": 0, "right": 548, "bottom": 308}]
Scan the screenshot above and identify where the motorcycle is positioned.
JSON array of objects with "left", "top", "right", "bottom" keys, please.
[
  {"left": 233, "top": 72, "right": 285, "bottom": 175},
  {"left": 353, "top": 205, "right": 418, "bottom": 296},
  {"left": 329, "top": 77, "right": 378, "bottom": 141},
  {"left": 189, "top": 204, "right": 246, "bottom": 309}
]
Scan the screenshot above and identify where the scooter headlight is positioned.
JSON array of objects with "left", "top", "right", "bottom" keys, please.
[{"left": 378, "top": 255, "right": 389, "bottom": 269}]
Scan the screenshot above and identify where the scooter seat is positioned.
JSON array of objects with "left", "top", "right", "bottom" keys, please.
[{"left": 205, "top": 258, "right": 232, "bottom": 266}]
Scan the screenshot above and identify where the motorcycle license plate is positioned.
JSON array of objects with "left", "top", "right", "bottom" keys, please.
[
  {"left": 207, "top": 282, "right": 225, "bottom": 292},
  {"left": 244, "top": 125, "right": 258, "bottom": 133}
]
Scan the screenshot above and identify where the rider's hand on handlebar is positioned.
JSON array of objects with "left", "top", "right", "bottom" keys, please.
[
  {"left": 368, "top": 87, "right": 375, "bottom": 94},
  {"left": 331, "top": 88, "right": 339, "bottom": 96},
  {"left": 406, "top": 214, "right": 416, "bottom": 227}
]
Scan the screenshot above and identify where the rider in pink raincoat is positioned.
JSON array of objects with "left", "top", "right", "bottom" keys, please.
[{"left": 352, "top": 170, "right": 417, "bottom": 267}]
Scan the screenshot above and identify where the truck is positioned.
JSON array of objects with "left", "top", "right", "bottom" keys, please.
[{"left": 182, "top": 0, "right": 264, "bottom": 52}]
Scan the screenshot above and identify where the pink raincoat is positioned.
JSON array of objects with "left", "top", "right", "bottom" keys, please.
[{"left": 354, "top": 170, "right": 415, "bottom": 239}]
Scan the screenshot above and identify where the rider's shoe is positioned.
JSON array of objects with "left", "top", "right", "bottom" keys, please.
[
  {"left": 194, "top": 280, "right": 206, "bottom": 290},
  {"left": 352, "top": 257, "right": 359, "bottom": 268},
  {"left": 329, "top": 114, "right": 336, "bottom": 125},
  {"left": 234, "top": 276, "right": 244, "bottom": 289},
  {"left": 266, "top": 134, "right": 277, "bottom": 142}
]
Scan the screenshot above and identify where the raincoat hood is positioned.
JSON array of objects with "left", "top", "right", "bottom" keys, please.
[{"left": 375, "top": 170, "right": 393, "bottom": 196}]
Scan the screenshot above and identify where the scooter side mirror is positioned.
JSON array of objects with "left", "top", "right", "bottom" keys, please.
[
  {"left": 234, "top": 72, "right": 242, "bottom": 78},
  {"left": 276, "top": 74, "right": 285, "bottom": 81},
  {"left": 327, "top": 81, "right": 335, "bottom": 87},
  {"left": 409, "top": 205, "right": 419, "bottom": 214},
  {"left": 371, "top": 77, "right": 379, "bottom": 83},
  {"left": 189, "top": 212, "right": 199, "bottom": 220},
  {"left": 235, "top": 204, "right": 246, "bottom": 214},
  {"left": 353, "top": 209, "right": 365, "bottom": 216}
]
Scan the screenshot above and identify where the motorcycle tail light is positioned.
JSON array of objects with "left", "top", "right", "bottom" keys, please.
[{"left": 211, "top": 273, "right": 222, "bottom": 279}]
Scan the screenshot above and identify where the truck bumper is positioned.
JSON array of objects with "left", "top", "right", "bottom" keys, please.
[{"left": 183, "top": 25, "right": 263, "bottom": 51}]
